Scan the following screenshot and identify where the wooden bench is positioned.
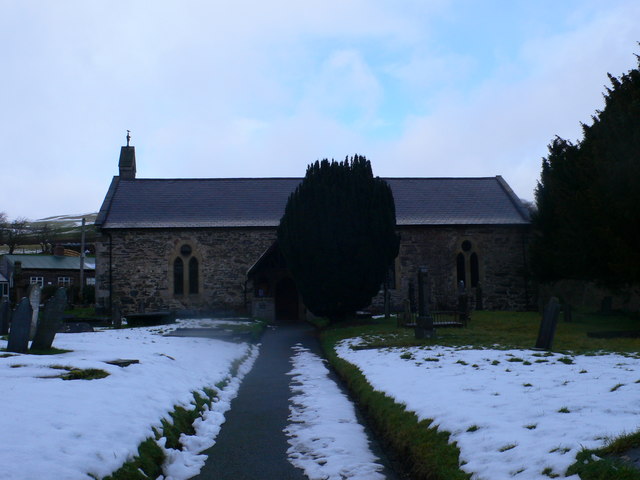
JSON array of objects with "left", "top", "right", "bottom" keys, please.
[{"left": 430, "top": 310, "right": 469, "bottom": 328}]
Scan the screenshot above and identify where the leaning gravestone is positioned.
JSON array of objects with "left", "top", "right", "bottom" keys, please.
[
  {"left": 31, "top": 288, "right": 67, "bottom": 351},
  {"left": 535, "top": 297, "right": 561, "bottom": 350},
  {"left": 7, "top": 298, "right": 33, "bottom": 354},
  {"left": 27, "top": 284, "right": 42, "bottom": 340},
  {"left": 0, "top": 299, "right": 10, "bottom": 335}
]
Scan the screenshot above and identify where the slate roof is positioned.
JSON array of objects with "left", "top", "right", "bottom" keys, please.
[
  {"left": 96, "top": 176, "right": 530, "bottom": 229},
  {"left": 2, "top": 255, "right": 96, "bottom": 270}
]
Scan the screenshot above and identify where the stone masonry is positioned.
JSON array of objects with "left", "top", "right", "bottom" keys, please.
[
  {"left": 97, "top": 224, "right": 531, "bottom": 316},
  {"left": 372, "top": 225, "right": 531, "bottom": 312},
  {"left": 96, "top": 228, "right": 276, "bottom": 315}
]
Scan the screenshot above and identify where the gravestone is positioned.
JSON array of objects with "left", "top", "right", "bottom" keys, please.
[
  {"left": 458, "top": 281, "right": 469, "bottom": 325},
  {"left": 7, "top": 298, "right": 33, "bottom": 353},
  {"left": 414, "top": 267, "right": 435, "bottom": 339},
  {"left": 112, "top": 303, "right": 122, "bottom": 328},
  {"left": 0, "top": 299, "right": 10, "bottom": 335},
  {"left": 27, "top": 284, "right": 42, "bottom": 340},
  {"left": 535, "top": 297, "right": 561, "bottom": 350},
  {"left": 31, "top": 288, "right": 67, "bottom": 351}
]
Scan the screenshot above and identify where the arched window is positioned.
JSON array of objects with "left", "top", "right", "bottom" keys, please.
[
  {"left": 173, "top": 257, "right": 184, "bottom": 295},
  {"left": 189, "top": 257, "right": 199, "bottom": 294},
  {"left": 172, "top": 243, "right": 200, "bottom": 296},
  {"left": 456, "top": 241, "right": 481, "bottom": 290}
]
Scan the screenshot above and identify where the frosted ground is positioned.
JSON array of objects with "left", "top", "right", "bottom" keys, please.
[
  {"left": 2, "top": 318, "right": 639, "bottom": 479},
  {"left": 0, "top": 320, "right": 382, "bottom": 480},
  {"left": 337, "top": 339, "right": 640, "bottom": 479}
]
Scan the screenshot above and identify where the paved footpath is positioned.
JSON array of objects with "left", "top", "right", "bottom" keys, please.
[{"left": 193, "top": 323, "right": 399, "bottom": 480}]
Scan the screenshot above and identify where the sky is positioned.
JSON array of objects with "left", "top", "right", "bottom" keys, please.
[{"left": 1, "top": 0, "right": 638, "bottom": 220}]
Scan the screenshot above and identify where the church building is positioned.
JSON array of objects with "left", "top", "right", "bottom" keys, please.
[{"left": 95, "top": 141, "right": 532, "bottom": 320}]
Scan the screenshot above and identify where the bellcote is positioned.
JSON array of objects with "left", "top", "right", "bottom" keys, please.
[{"left": 118, "top": 131, "right": 136, "bottom": 179}]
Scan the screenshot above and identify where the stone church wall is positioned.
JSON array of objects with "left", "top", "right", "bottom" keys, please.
[
  {"left": 96, "top": 224, "right": 531, "bottom": 316},
  {"left": 96, "top": 228, "right": 276, "bottom": 315},
  {"left": 371, "top": 225, "right": 532, "bottom": 312}
]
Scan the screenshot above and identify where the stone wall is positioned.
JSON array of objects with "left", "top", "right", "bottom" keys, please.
[
  {"left": 96, "top": 228, "right": 276, "bottom": 315},
  {"left": 96, "top": 224, "right": 532, "bottom": 316},
  {"left": 371, "top": 225, "right": 532, "bottom": 312}
]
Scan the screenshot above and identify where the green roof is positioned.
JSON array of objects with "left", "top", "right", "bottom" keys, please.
[{"left": 2, "top": 255, "right": 95, "bottom": 271}]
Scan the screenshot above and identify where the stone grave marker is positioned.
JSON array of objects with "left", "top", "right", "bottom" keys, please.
[
  {"left": 414, "top": 266, "right": 435, "bottom": 339},
  {"left": 31, "top": 288, "right": 67, "bottom": 351},
  {"left": 535, "top": 296, "right": 560, "bottom": 350},
  {"left": 7, "top": 298, "right": 33, "bottom": 354},
  {"left": 0, "top": 299, "right": 10, "bottom": 335},
  {"left": 27, "top": 284, "right": 42, "bottom": 340},
  {"left": 112, "top": 303, "right": 122, "bottom": 328}
]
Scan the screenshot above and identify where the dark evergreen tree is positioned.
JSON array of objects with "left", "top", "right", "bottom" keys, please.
[
  {"left": 532, "top": 53, "right": 640, "bottom": 285},
  {"left": 277, "top": 155, "right": 400, "bottom": 320}
]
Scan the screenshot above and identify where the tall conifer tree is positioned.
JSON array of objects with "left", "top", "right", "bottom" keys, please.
[
  {"left": 277, "top": 155, "right": 400, "bottom": 320},
  {"left": 532, "top": 54, "right": 640, "bottom": 285}
]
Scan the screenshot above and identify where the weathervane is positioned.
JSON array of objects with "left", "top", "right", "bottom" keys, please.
[{"left": 126, "top": 130, "right": 131, "bottom": 147}]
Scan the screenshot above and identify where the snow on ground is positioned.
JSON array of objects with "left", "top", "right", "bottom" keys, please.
[
  {"left": 0, "top": 318, "right": 255, "bottom": 480},
  {"left": 159, "top": 344, "right": 259, "bottom": 480},
  {"left": 337, "top": 340, "right": 640, "bottom": 480},
  {"left": 285, "top": 345, "right": 386, "bottom": 480}
]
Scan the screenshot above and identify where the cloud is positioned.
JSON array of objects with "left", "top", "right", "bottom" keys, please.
[{"left": 0, "top": 0, "right": 637, "bottom": 218}]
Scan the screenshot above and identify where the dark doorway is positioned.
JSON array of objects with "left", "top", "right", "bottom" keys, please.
[{"left": 275, "top": 277, "right": 299, "bottom": 322}]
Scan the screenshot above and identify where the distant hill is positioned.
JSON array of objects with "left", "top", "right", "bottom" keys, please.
[{"left": 30, "top": 213, "right": 97, "bottom": 235}]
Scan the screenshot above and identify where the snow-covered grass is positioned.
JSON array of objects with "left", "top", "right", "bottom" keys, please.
[
  {"left": 0, "top": 319, "right": 254, "bottom": 480},
  {"left": 285, "top": 345, "right": 385, "bottom": 480},
  {"left": 337, "top": 340, "right": 640, "bottom": 480}
]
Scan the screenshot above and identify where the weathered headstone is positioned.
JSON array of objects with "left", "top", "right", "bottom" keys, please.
[
  {"left": 112, "top": 303, "right": 122, "bottom": 328},
  {"left": 535, "top": 296, "right": 560, "bottom": 350},
  {"left": 31, "top": 288, "right": 67, "bottom": 351},
  {"left": 0, "top": 299, "right": 10, "bottom": 335},
  {"left": 458, "top": 280, "right": 469, "bottom": 325},
  {"left": 414, "top": 266, "right": 435, "bottom": 339},
  {"left": 27, "top": 284, "right": 42, "bottom": 340},
  {"left": 7, "top": 298, "right": 33, "bottom": 353}
]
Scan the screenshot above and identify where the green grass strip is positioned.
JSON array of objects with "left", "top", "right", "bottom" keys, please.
[
  {"left": 566, "top": 431, "right": 640, "bottom": 480},
  {"left": 102, "top": 347, "right": 254, "bottom": 480},
  {"left": 319, "top": 330, "right": 470, "bottom": 480}
]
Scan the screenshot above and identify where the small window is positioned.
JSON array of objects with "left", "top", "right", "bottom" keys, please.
[
  {"left": 58, "top": 277, "right": 72, "bottom": 287},
  {"left": 174, "top": 257, "right": 184, "bottom": 295},
  {"left": 30, "top": 277, "right": 44, "bottom": 287},
  {"left": 85, "top": 277, "right": 96, "bottom": 286},
  {"left": 0, "top": 283, "right": 8, "bottom": 297}
]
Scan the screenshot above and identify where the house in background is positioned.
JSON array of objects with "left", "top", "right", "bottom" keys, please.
[
  {"left": 0, "top": 272, "right": 8, "bottom": 300},
  {"left": 0, "top": 249, "right": 95, "bottom": 304},
  {"left": 95, "top": 141, "right": 532, "bottom": 320}
]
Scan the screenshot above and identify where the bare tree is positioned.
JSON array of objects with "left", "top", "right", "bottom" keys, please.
[
  {"left": 6, "top": 218, "right": 30, "bottom": 254},
  {"left": 0, "top": 212, "right": 7, "bottom": 245},
  {"left": 33, "top": 223, "right": 56, "bottom": 254}
]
